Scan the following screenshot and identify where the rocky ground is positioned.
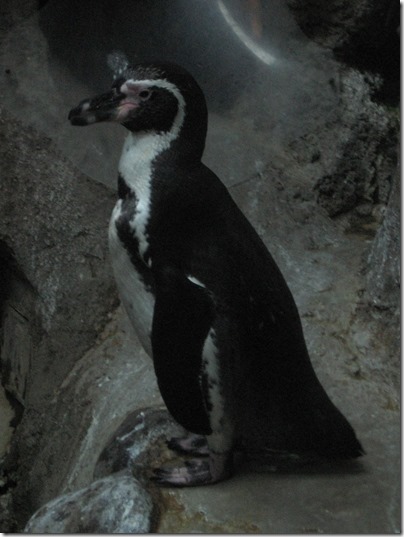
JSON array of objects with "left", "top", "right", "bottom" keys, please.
[{"left": 0, "top": 0, "right": 400, "bottom": 533}]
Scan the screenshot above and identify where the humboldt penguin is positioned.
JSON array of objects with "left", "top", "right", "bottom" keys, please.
[{"left": 68, "top": 61, "right": 363, "bottom": 486}]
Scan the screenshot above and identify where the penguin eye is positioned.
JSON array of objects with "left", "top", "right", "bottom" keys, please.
[{"left": 139, "top": 89, "right": 152, "bottom": 101}]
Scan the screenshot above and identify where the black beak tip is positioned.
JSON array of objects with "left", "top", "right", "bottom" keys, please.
[{"left": 68, "top": 91, "right": 119, "bottom": 126}]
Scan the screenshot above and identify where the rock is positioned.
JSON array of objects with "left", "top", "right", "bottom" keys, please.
[
  {"left": 6, "top": 308, "right": 161, "bottom": 530},
  {"left": 95, "top": 407, "right": 184, "bottom": 483},
  {"left": 0, "top": 489, "right": 15, "bottom": 533},
  {"left": 314, "top": 69, "right": 399, "bottom": 217},
  {"left": 366, "top": 159, "right": 400, "bottom": 311},
  {"left": 347, "top": 157, "right": 400, "bottom": 390},
  {"left": 287, "top": 0, "right": 399, "bottom": 103},
  {"left": 0, "top": 106, "right": 117, "bottom": 405},
  {"left": 287, "top": 0, "right": 398, "bottom": 52},
  {"left": 0, "top": 0, "right": 39, "bottom": 44},
  {"left": 24, "top": 473, "right": 153, "bottom": 534},
  {"left": 0, "top": 105, "right": 117, "bottom": 527}
]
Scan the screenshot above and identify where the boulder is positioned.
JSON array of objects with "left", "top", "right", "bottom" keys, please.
[{"left": 24, "top": 473, "right": 154, "bottom": 534}]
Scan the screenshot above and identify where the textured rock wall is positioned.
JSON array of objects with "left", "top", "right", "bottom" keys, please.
[
  {"left": 287, "top": 0, "right": 399, "bottom": 61},
  {"left": 0, "top": 107, "right": 117, "bottom": 528},
  {"left": 366, "top": 160, "right": 400, "bottom": 310}
]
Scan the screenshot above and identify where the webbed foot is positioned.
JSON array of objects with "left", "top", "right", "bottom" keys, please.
[
  {"left": 167, "top": 433, "right": 209, "bottom": 456},
  {"left": 151, "top": 452, "right": 232, "bottom": 487}
]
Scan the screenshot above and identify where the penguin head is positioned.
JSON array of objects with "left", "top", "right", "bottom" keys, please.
[{"left": 68, "top": 62, "right": 207, "bottom": 140}]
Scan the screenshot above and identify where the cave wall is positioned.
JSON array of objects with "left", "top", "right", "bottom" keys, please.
[{"left": 0, "top": 107, "right": 118, "bottom": 527}]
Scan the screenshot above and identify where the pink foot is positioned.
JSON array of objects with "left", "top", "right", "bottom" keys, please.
[
  {"left": 167, "top": 433, "right": 209, "bottom": 456},
  {"left": 152, "top": 452, "right": 233, "bottom": 487}
]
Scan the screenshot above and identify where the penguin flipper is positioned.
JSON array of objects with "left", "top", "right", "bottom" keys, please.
[{"left": 151, "top": 267, "right": 214, "bottom": 436}]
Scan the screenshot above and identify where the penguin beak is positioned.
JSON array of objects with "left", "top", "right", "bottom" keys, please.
[{"left": 68, "top": 87, "right": 140, "bottom": 126}]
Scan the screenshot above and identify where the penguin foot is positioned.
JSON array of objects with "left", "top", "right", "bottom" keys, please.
[
  {"left": 151, "top": 452, "right": 232, "bottom": 487},
  {"left": 167, "top": 433, "right": 209, "bottom": 456}
]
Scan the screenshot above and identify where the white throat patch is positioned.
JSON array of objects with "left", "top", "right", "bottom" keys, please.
[{"left": 117, "top": 79, "right": 186, "bottom": 260}]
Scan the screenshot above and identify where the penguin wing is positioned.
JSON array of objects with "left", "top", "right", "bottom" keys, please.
[{"left": 151, "top": 265, "right": 214, "bottom": 435}]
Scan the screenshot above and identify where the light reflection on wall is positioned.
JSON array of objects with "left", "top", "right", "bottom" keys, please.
[{"left": 217, "top": 0, "right": 276, "bottom": 66}]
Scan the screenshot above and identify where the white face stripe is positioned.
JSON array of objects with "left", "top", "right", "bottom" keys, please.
[{"left": 118, "top": 77, "right": 186, "bottom": 261}]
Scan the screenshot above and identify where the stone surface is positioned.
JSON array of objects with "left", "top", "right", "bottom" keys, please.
[
  {"left": 24, "top": 473, "right": 154, "bottom": 534},
  {"left": 366, "top": 159, "right": 400, "bottom": 310},
  {"left": 17, "top": 309, "right": 162, "bottom": 520},
  {"left": 314, "top": 70, "right": 398, "bottom": 216},
  {"left": 287, "top": 0, "right": 400, "bottom": 104},
  {"left": 287, "top": 0, "right": 397, "bottom": 49},
  {"left": 0, "top": 274, "right": 34, "bottom": 406},
  {"left": 95, "top": 407, "right": 183, "bottom": 484},
  {"left": 0, "top": 105, "right": 118, "bottom": 528},
  {"left": 0, "top": 105, "right": 117, "bottom": 403},
  {"left": 0, "top": 383, "right": 13, "bottom": 456}
]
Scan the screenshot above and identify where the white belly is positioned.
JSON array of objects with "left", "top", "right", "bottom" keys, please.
[{"left": 108, "top": 202, "right": 155, "bottom": 356}]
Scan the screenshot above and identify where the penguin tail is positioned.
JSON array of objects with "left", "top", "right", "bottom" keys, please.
[
  {"left": 238, "top": 405, "right": 365, "bottom": 463},
  {"left": 305, "top": 407, "right": 365, "bottom": 461},
  {"left": 317, "top": 429, "right": 365, "bottom": 460},
  {"left": 241, "top": 444, "right": 364, "bottom": 474}
]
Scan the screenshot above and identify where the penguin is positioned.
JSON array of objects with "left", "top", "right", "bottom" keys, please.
[{"left": 68, "top": 62, "right": 363, "bottom": 486}]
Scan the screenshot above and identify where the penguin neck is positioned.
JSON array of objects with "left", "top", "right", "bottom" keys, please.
[{"left": 118, "top": 119, "right": 206, "bottom": 199}]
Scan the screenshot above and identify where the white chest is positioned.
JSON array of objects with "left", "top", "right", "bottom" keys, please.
[
  {"left": 109, "top": 129, "right": 181, "bottom": 355},
  {"left": 108, "top": 200, "right": 155, "bottom": 356},
  {"left": 118, "top": 134, "right": 156, "bottom": 260}
]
